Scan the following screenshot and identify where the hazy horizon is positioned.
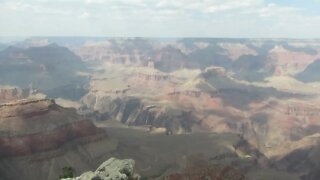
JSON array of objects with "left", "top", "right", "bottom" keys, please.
[{"left": 1, "top": 36, "right": 320, "bottom": 42}]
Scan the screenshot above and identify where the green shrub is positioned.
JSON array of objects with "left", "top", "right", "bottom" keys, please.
[{"left": 59, "top": 166, "right": 75, "bottom": 179}]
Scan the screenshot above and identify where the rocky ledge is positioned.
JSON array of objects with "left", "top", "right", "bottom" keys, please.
[{"left": 62, "top": 158, "right": 140, "bottom": 180}]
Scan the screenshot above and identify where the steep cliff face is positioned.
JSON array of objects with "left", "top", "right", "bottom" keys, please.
[
  {"left": 268, "top": 45, "right": 320, "bottom": 76},
  {"left": 81, "top": 95, "right": 195, "bottom": 134},
  {"left": 0, "top": 98, "right": 114, "bottom": 180},
  {"left": 0, "top": 98, "right": 105, "bottom": 157},
  {"left": 235, "top": 99, "right": 320, "bottom": 156}
]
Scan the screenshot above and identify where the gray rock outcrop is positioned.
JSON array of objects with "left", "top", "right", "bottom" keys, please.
[{"left": 62, "top": 158, "right": 140, "bottom": 180}]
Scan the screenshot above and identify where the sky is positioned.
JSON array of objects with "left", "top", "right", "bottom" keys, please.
[{"left": 0, "top": 0, "right": 319, "bottom": 38}]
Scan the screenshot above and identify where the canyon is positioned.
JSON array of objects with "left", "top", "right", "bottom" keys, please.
[{"left": 0, "top": 38, "right": 320, "bottom": 180}]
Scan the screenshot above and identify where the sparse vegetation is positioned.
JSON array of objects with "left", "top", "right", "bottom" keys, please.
[{"left": 59, "top": 166, "right": 75, "bottom": 179}]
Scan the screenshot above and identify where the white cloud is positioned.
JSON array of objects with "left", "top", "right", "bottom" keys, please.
[
  {"left": 1, "top": 0, "right": 76, "bottom": 15},
  {"left": 85, "top": 0, "right": 263, "bottom": 14},
  {"left": 241, "top": 3, "right": 299, "bottom": 17},
  {"left": 0, "top": 0, "right": 319, "bottom": 38},
  {"left": 80, "top": 11, "right": 91, "bottom": 19}
]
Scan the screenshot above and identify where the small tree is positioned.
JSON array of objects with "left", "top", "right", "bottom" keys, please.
[{"left": 59, "top": 166, "right": 75, "bottom": 179}]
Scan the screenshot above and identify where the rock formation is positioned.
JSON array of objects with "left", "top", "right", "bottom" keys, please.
[
  {"left": 62, "top": 158, "right": 140, "bottom": 180},
  {"left": 0, "top": 98, "right": 105, "bottom": 157},
  {"left": 1, "top": 37, "right": 320, "bottom": 180},
  {"left": 0, "top": 86, "right": 22, "bottom": 102},
  {"left": 0, "top": 98, "right": 114, "bottom": 180}
]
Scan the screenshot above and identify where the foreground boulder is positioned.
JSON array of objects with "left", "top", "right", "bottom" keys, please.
[{"left": 62, "top": 158, "right": 140, "bottom": 180}]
